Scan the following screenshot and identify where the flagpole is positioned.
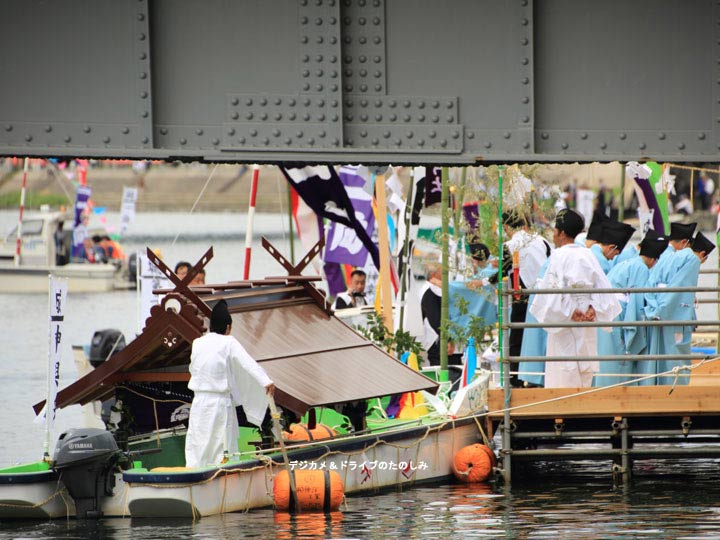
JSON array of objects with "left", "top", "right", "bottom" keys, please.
[
  {"left": 375, "top": 173, "right": 394, "bottom": 333},
  {"left": 398, "top": 175, "right": 415, "bottom": 332},
  {"left": 287, "top": 183, "right": 295, "bottom": 265},
  {"left": 439, "top": 167, "right": 450, "bottom": 381},
  {"left": 497, "top": 166, "right": 506, "bottom": 390},
  {"left": 14, "top": 158, "right": 29, "bottom": 267},
  {"left": 243, "top": 164, "right": 260, "bottom": 280},
  {"left": 452, "top": 167, "right": 467, "bottom": 275}
]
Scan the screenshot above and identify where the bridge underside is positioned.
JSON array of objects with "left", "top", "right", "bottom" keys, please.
[{"left": 1, "top": 1, "right": 718, "bottom": 164}]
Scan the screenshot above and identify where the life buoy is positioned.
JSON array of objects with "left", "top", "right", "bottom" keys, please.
[
  {"left": 283, "top": 423, "right": 336, "bottom": 442},
  {"left": 273, "top": 469, "right": 344, "bottom": 513},
  {"left": 452, "top": 443, "right": 494, "bottom": 483}
]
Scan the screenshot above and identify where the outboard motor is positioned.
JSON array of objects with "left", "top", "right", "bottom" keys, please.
[
  {"left": 89, "top": 329, "right": 126, "bottom": 368},
  {"left": 127, "top": 252, "right": 138, "bottom": 285},
  {"left": 52, "top": 428, "right": 120, "bottom": 519}
]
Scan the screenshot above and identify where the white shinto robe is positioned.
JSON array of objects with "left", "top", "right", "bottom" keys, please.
[
  {"left": 185, "top": 333, "right": 273, "bottom": 468},
  {"left": 529, "top": 243, "right": 622, "bottom": 388}
]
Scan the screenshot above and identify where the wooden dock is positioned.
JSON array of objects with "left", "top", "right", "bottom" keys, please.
[{"left": 486, "top": 361, "right": 720, "bottom": 483}]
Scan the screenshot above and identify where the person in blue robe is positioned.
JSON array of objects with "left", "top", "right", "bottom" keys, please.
[
  {"left": 518, "top": 257, "right": 551, "bottom": 387},
  {"left": 449, "top": 242, "right": 498, "bottom": 337},
  {"left": 611, "top": 242, "right": 640, "bottom": 269},
  {"left": 643, "top": 222, "right": 699, "bottom": 385},
  {"left": 594, "top": 231, "right": 668, "bottom": 387},
  {"left": 590, "top": 221, "right": 635, "bottom": 275}
]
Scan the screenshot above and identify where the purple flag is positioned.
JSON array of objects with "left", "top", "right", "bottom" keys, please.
[
  {"left": 463, "top": 202, "right": 480, "bottom": 232},
  {"left": 423, "top": 166, "right": 442, "bottom": 207},
  {"left": 71, "top": 186, "right": 92, "bottom": 259},
  {"left": 323, "top": 261, "right": 347, "bottom": 296},
  {"left": 280, "top": 165, "right": 380, "bottom": 270},
  {"left": 324, "top": 166, "right": 376, "bottom": 268}
]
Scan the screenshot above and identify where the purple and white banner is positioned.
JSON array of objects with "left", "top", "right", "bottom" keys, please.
[
  {"left": 324, "top": 165, "right": 377, "bottom": 268},
  {"left": 71, "top": 185, "right": 92, "bottom": 259}
]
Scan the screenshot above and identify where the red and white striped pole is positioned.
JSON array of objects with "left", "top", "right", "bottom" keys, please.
[
  {"left": 243, "top": 164, "right": 260, "bottom": 280},
  {"left": 14, "top": 158, "right": 29, "bottom": 267}
]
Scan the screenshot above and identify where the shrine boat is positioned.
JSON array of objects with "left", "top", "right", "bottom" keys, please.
[
  {"left": 0, "top": 241, "right": 490, "bottom": 519},
  {"left": 0, "top": 207, "right": 135, "bottom": 293}
]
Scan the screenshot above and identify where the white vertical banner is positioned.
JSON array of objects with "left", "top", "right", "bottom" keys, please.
[
  {"left": 120, "top": 186, "right": 139, "bottom": 236},
  {"left": 138, "top": 254, "right": 172, "bottom": 333},
  {"left": 44, "top": 275, "right": 68, "bottom": 455}
]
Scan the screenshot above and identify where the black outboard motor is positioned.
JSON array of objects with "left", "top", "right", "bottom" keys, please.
[
  {"left": 52, "top": 428, "right": 120, "bottom": 519},
  {"left": 89, "top": 329, "right": 126, "bottom": 368},
  {"left": 127, "top": 252, "right": 138, "bottom": 285}
]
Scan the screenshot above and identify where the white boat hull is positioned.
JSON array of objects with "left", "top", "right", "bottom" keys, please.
[
  {"left": 0, "top": 474, "right": 75, "bottom": 519},
  {"left": 0, "top": 263, "right": 124, "bottom": 293},
  {"left": 124, "top": 415, "right": 483, "bottom": 518}
]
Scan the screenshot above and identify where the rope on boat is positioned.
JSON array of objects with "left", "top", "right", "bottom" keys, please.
[{"left": 170, "top": 163, "right": 219, "bottom": 247}]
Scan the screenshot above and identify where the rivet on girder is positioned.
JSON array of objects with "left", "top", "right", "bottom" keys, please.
[
  {"left": 285, "top": 138, "right": 292, "bottom": 145},
  {"left": 249, "top": 129, "right": 258, "bottom": 136},
  {"left": 699, "top": 133, "right": 706, "bottom": 140},
  {"left": 316, "top": 84, "right": 324, "bottom": 91},
  {"left": 522, "top": 97, "right": 529, "bottom": 104},
  {"left": 103, "top": 136, "right": 111, "bottom": 144},
  {"left": 619, "top": 133, "right": 627, "bottom": 140},
  {"left": 677, "top": 142, "right": 685, "bottom": 149},
  {"left": 361, "top": 113, "right": 369, "bottom": 121},
  {"left": 359, "top": 69, "right": 367, "bottom": 77},
  {"left": 418, "top": 114, "right": 425, "bottom": 122},
  {"left": 138, "top": 33, "right": 146, "bottom": 41},
  {"left": 142, "top": 136, "right": 149, "bottom": 144},
  {"left": 523, "top": 142, "right": 530, "bottom": 149},
  {"left": 84, "top": 126, "right": 92, "bottom": 133},
  {"left": 137, "top": 13, "right": 145, "bottom": 21},
  {"left": 359, "top": 17, "right": 367, "bottom": 25},
  {"left": 389, "top": 100, "right": 397, "bottom": 108},
  {"left": 262, "top": 138, "right": 269, "bottom": 145},
  {"left": 375, "top": 84, "right": 382, "bottom": 91},
  {"left": 373, "top": 0, "right": 381, "bottom": 5},
  {"left": 316, "top": 69, "right": 324, "bottom": 76},
  {"left": 503, "top": 132, "right": 510, "bottom": 139},
  {"left": 275, "top": 113, "right": 283, "bottom": 120},
  {"left": 260, "top": 113, "right": 268, "bottom": 120},
  {"left": 332, "top": 139, "right": 340, "bottom": 147},
  {"left": 330, "top": 17, "right": 337, "bottom": 25},
  {"left": 372, "top": 138, "right": 379, "bottom": 145},
  {"left": 45, "top": 125, "right": 52, "bottom": 132},
  {"left": 228, "top": 128, "right": 236, "bottom": 136},
  {"left": 521, "top": 116, "right": 529, "bottom": 123},
  {"left": 359, "top": 0, "right": 366, "bottom": 5},
  {"left": 484, "top": 141, "right": 492, "bottom": 149},
  {"left": 319, "top": 130, "right": 326, "bottom": 137},
  {"left": 212, "top": 138, "right": 219, "bottom": 145},
  {"left": 431, "top": 100, "right": 439, "bottom": 109},
  {"left": 160, "top": 127, "right": 168, "bottom": 135},
  {"left": 316, "top": 98, "right": 325, "bottom": 107},
  {"left": 638, "top": 142, "right": 646, "bottom": 149},
  {"left": 246, "top": 98, "right": 253, "bottom": 106},
  {"left": 394, "top": 139, "right": 401, "bottom": 146},
  {"left": 289, "top": 112, "right": 297, "bottom": 120},
  {"left": 345, "top": 68, "right": 353, "bottom": 77},
  {"left": 521, "top": 38, "right": 529, "bottom": 46},
  {"left": 231, "top": 112, "right": 239, "bottom": 120},
  {"left": 561, "top": 142, "right": 568, "bottom": 150},
  {"left": 360, "top": 84, "right": 368, "bottom": 91},
  {"left": 122, "top": 127, "right": 130, "bottom": 134},
  {"left": 331, "top": 70, "right": 338, "bottom": 78},
  {"left": 522, "top": 57, "right": 529, "bottom": 65},
  {"left": 373, "top": 36, "right": 382, "bottom": 44},
  {"left": 140, "top": 91, "right": 148, "bottom": 99},
  {"left": 440, "top": 140, "right": 447, "bottom": 147},
  {"left": 541, "top": 132, "right": 548, "bottom": 139},
  {"left": 522, "top": 77, "right": 529, "bottom": 84},
  {"left": 303, "top": 113, "right": 311, "bottom": 121},
  {"left": 139, "top": 52, "right": 147, "bottom": 60},
  {"left": 300, "top": 16, "right": 308, "bottom": 24},
  {"left": 346, "top": 139, "right": 354, "bottom": 146},
  {"left": 360, "top": 130, "right": 368, "bottom": 137},
  {"left": 296, "top": 130, "right": 304, "bottom": 138},
  {"left": 317, "top": 36, "right": 324, "bottom": 44},
  {"left": 4, "top": 125, "right": 12, "bottom": 131},
  {"left": 521, "top": 18, "right": 528, "bottom": 25},
  {"left": 447, "top": 115, "right": 454, "bottom": 123},
  {"left": 389, "top": 114, "right": 397, "bottom": 121},
  {"left": 275, "top": 98, "right": 282, "bottom": 105},
  {"left": 25, "top": 134, "right": 33, "bottom": 142},
  {"left": 139, "top": 72, "right": 147, "bottom": 79},
  {"left": 315, "top": 17, "right": 323, "bottom": 25},
  {"left": 383, "top": 130, "right": 391, "bottom": 138},
  {"left": 429, "top": 130, "right": 437, "bottom": 139},
  {"left": 303, "top": 98, "right": 311, "bottom": 107},
  {"left": 418, "top": 139, "right": 425, "bottom": 146},
  {"left": 373, "top": 17, "right": 381, "bottom": 25},
  {"left": 317, "top": 113, "right": 326, "bottom": 121},
  {"left": 142, "top": 111, "right": 149, "bottom": 118},
  {"left": 230, "top": 97, "right": 239, "bottom": 106},
  {"left": 331, "top": 37, "right": 337, "bottom": 45},
  {"left": 64, "top": 136, "right": 71, "bottom": 143},
  {"left": 580, "top": 132, "right": 588, "bottom": 139},
  {"left": 179, "top": 138, "right": 187, "bottom": 145},
  {"left": 600, "top": 142, "right": 607, "bottom": 149},
  {"left": 376, "top": 114, "right": 383, "bottom": 121},
  {"left": 301, "top": 36, "right": 308, "bottom": 43},
  {"left": 406, "top": 131, "right": 414, "bottom": 139},
  {"left": 658, "top": 132, "right": 666, "bottom": 140},
  {"left": 344, "top": 84, "right": 353, "bottom": 92},
  {"left": 431, "top": 115, "right": 439, "bottom": 123},
  {"left": 467, "top": 132, "right": 475, "bottom": 139},
  {"left": 238, "top": 136, "right": 246, "bottom": 144}
]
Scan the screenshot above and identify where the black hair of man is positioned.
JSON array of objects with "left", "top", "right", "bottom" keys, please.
[
  {"left": 174, "top": 260, "right": 192, "bottom": 274},
  {"left": 554, "top": 209, "right": 585, "bottom": 239},
  {"left": 502, "top": 210, "right": 528, "bottom": 230},
  {"left": 210, "top": 299, "right": 232, "bottom": 334},
  {"left": 586, "top": 210, "right": 610, "bottom": 242},
  {"left": 350, "top": 269, "right": 366, "bottom": 279},
  {"left": 639, "top": 232, "right": 669, "bottom": 259},
  {"left": 468, "top": 242, "right": 491, "bottom": 262}
]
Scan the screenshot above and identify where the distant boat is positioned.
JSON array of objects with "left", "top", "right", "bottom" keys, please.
[{"left": 0, "top": 207, "right": 135, "bottom": 293}]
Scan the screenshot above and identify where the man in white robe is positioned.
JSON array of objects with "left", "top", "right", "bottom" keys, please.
[
  {"left": 185, "top": 299, "right": 275, "bottom": 468},
  {"left": 530, "top": 209, "right": 622, "bottom": 388}
]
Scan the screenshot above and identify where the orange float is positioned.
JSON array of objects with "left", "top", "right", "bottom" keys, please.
[
  {"left": 273, "top": 469, "right": 344, "bottom": 513},
  {"left": 283, "top": 423, "right": 336, "bottom": 442},
  {"left": 452, "top": 443, "right": 493, "bottom": 483}
]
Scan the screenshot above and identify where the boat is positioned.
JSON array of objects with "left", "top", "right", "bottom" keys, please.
[
  {"left": 0, "top": 206, "right": 136, "bottom": 293},
  {"left": 0, "top": 241, "right": 490, "bottom": 519}
]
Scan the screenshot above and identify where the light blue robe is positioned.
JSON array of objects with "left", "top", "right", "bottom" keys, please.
[
  {"left": 518, "top": 258, "right": 550, "bottom": 386},
  {"left": 594, "top": 257, "right": 650, "bottom": 387},
  {"left": 449, "top": 279, "right": 498, "bottom": 331},
  {"left": 643, "top": 247, "right": 700, "bottom": 385},
  {"left": 590, "top": 243, "right": 612, "bottom": 274},
  {"left": 611, "top": 244, "right": 639, "bottom": 270}
]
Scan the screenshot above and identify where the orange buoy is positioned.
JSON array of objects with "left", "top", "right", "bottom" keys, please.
[
  {"left": 479, "top": 443, "right": 497, "bottom": 468},
  {"left": 283, "top": 423, "right": 336, "bottom": 442},
  {"left": 273, "top": 469, "right": 344, "bottom": 513},
  {"left": 452, "top": 443, "right": 493, "bottom": 483}
]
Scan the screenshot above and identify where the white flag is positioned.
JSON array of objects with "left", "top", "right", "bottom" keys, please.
[
  {"left": 38, "top": 276, "right": 68, "bottom": 436},
  {"left": 120, "top": 186, "right": 139, "bottom": 235},
  {"left": 138, "top": 254, "right": 172, "bottom": 332}
]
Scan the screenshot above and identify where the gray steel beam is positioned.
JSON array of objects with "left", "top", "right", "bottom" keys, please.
[{"left": 1, "top": 0, "right": 719, "bottom": 163}]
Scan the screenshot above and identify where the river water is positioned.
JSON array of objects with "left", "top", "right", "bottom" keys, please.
[{"left": 1, "top": 210, "right": 720, "bottom": 539}]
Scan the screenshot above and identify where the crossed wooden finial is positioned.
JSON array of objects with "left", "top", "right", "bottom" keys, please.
[{"left": 146, "top": 246, "right": 213, "bottom": 318}]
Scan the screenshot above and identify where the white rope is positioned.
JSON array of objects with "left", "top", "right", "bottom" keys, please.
[{"left": 170, "top": 164, "right": 219, "bottom": 247}]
